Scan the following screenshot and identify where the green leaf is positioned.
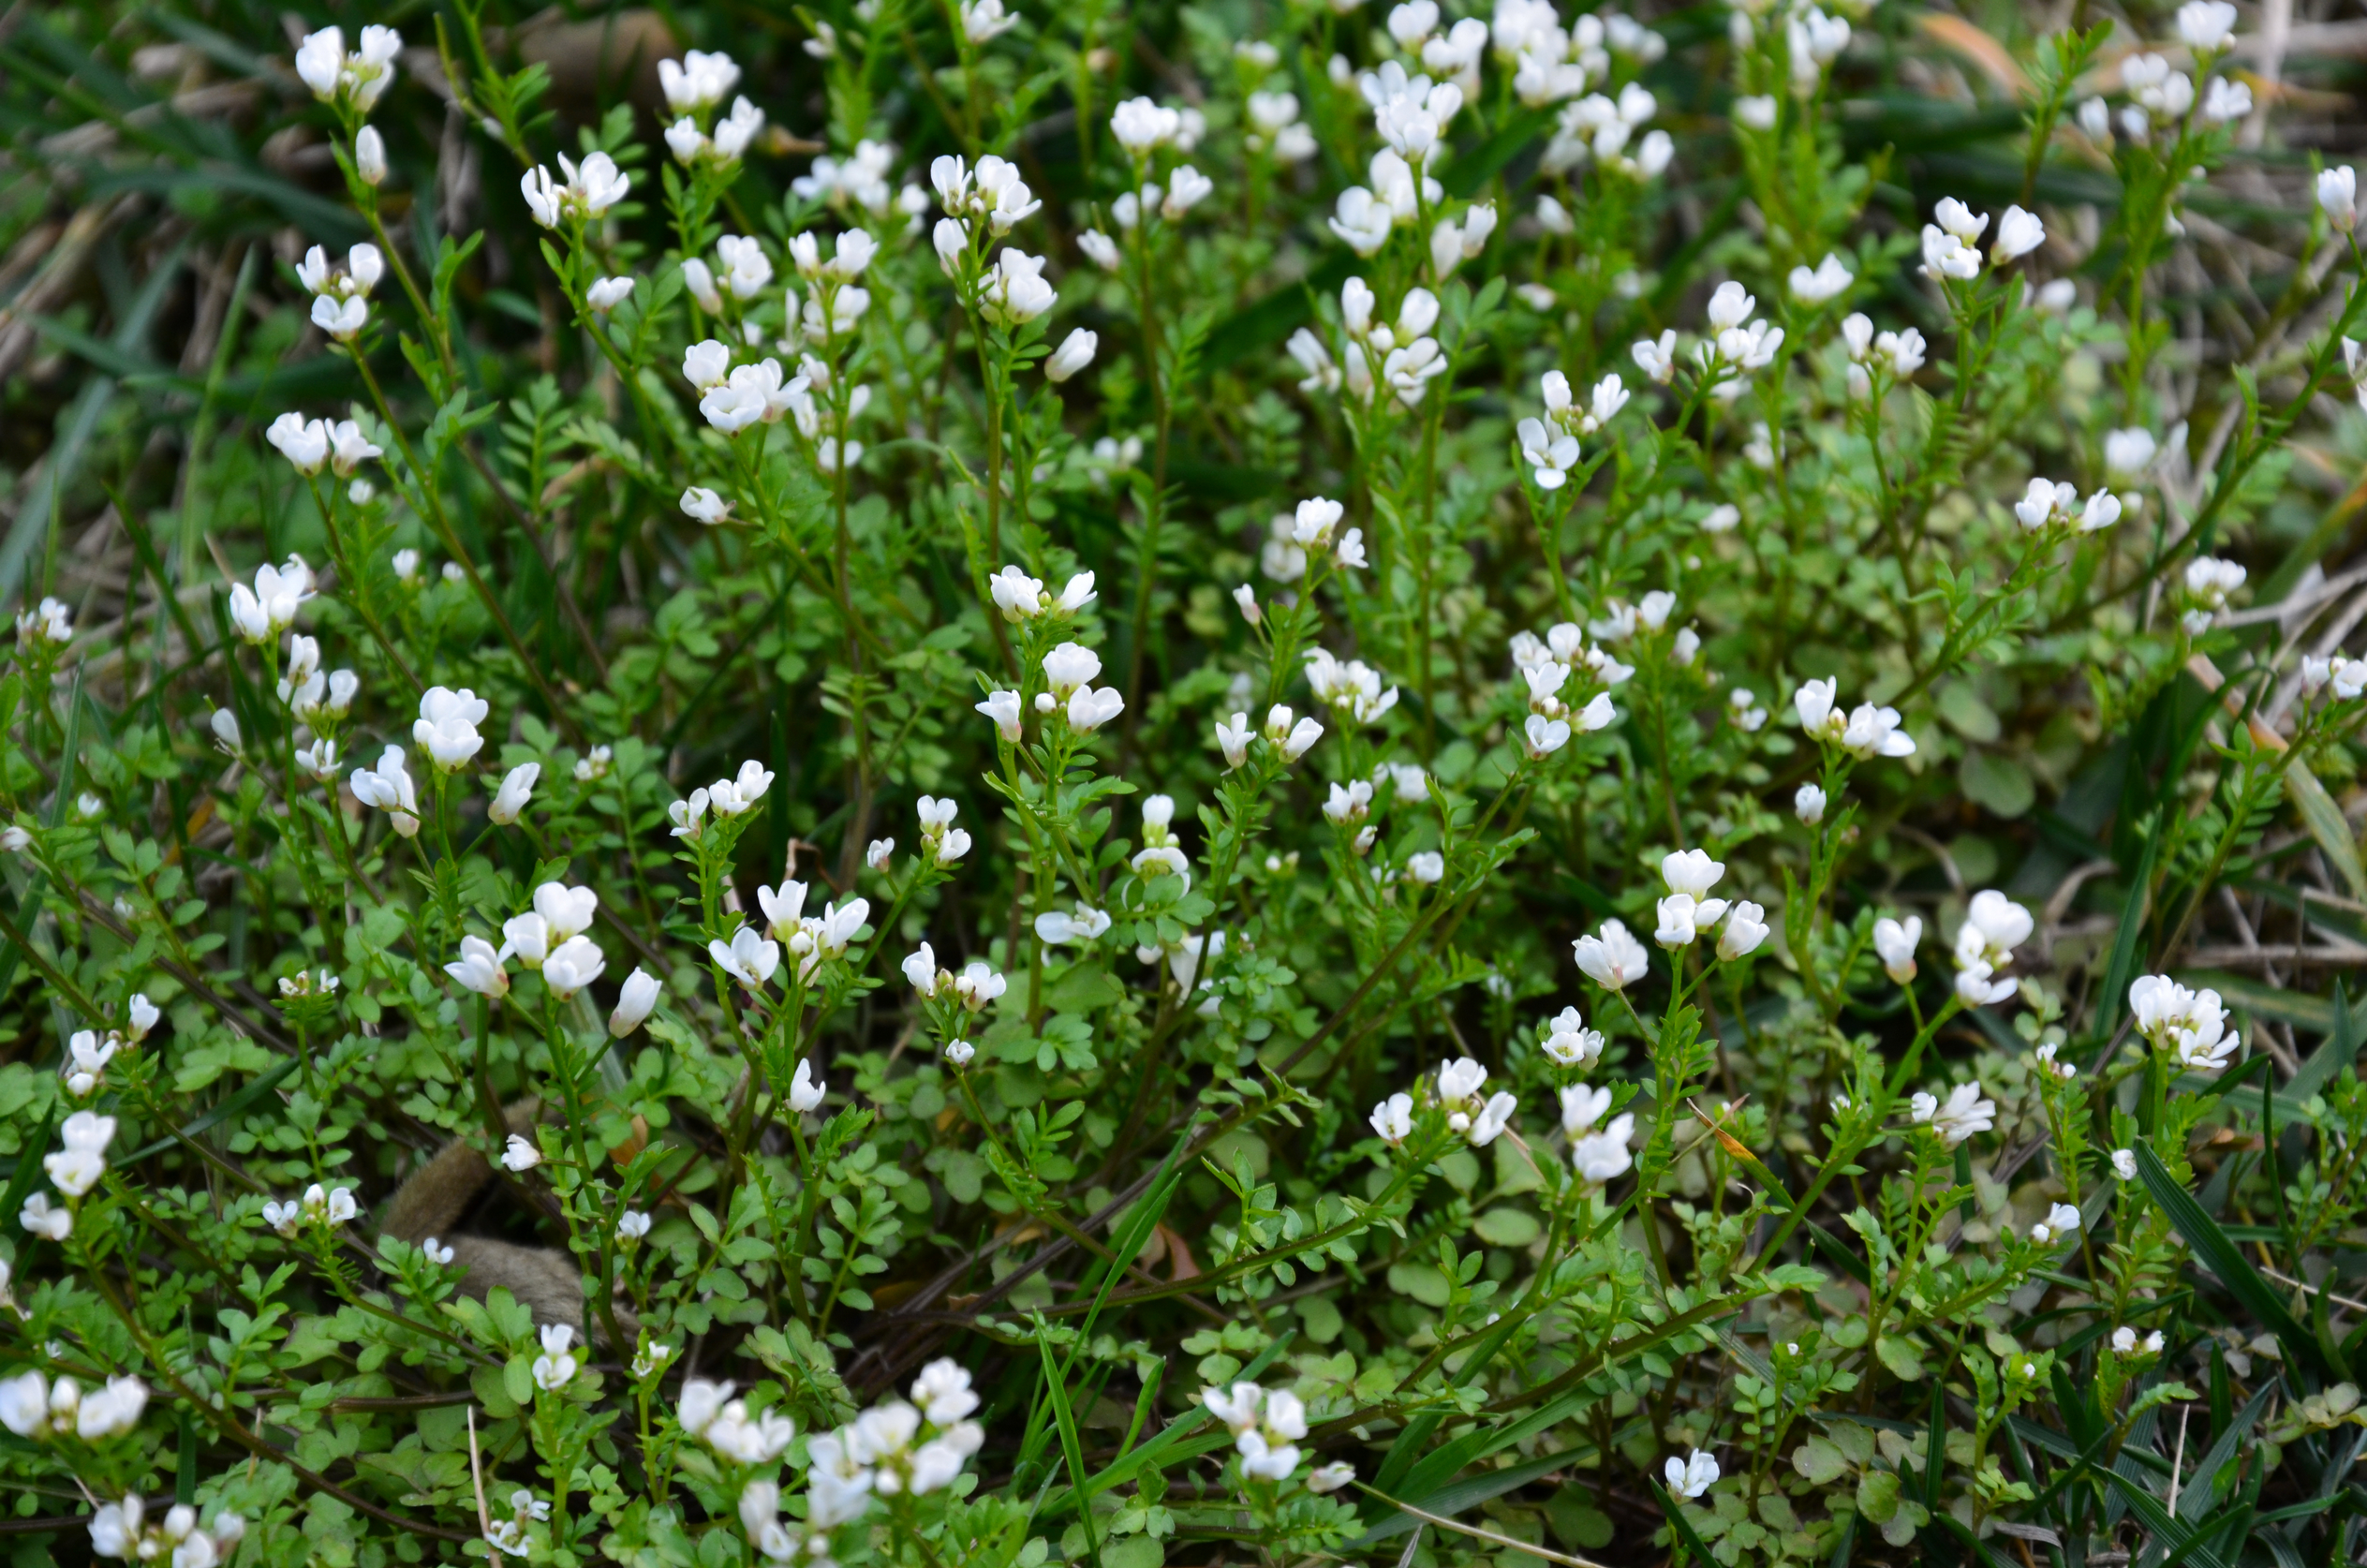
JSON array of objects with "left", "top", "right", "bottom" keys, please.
[
  {"left": 2134, "top": 1141, "right": 2334, "bottom": 1379},
  {"left": 2285, "top": 766, "right": 2367, "bottom": 899},
  {"left": 1472, "top": 1208, "right": 1542, "bottom": 1247}
]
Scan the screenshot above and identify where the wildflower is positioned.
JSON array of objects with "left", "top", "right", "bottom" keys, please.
[
  {"left": 532, "top": 1324, "right": 579, "bottom": 1391},
  {"left": 617, "top": 1210, "right": 652, "bottom": 1242},
  {"left": 1560, "top": 1083, "right": 1613, "bottom": 1134},
  {"left": 2176, "top": 0, "right": 2237, "bottom": 52},
  {"left": 977, "top": 689, "right": 1023, "bottom": 740},
  {"left": 953, "top": 961, "right": 1006, "bottom": 1013},
  {"left": 1370, "top": 1093, "right": 1414, "bottom": 1144},
  {"left": 2034, "top": 1042, "right": 2077, "bottom": 1082},
  {"left": 44, "top": 1110, "right": 116, "bottom": 1198},
  {"left": 1909, "top": 1082, "right": 1996, "bottom": 1147},
  {"left": 1573, "top": 919, "right": 1649, "bottom": 990},
  {"left": 710, "top": 926, "right": 782, "bottom": 991},
  {"left": 444, "top": 936, "right": 510, "bottom": 998},
  {"left": 1540, "top": 1007, "right": 1605, "bottom": 1068},
  {"left": 1406, "top": 851, "right": 1444, "bottom": 884},
  {"left": 866, "top": 838, "right": 895, "bottom": 871},
  {"left": 413, "top": 687, "right": 489, "bottom": 770},
  {"left": 1518, "top": 418, "right": 1579, "bottom": 488},
  {"left": 1720, "top": 901, "right": 1769, "bottom": 960},
  {"left": 2182, "top": 556, "right": 2247, "bottom": 632},
  {"left": 2320, "top": 167, "right": 2357, "bottom": 229},
  {"left": 488, "top": 763, "right": 539, "bottom": 825},
  {"left": 1991, "top": 205, "right": 2045, "bottom": 263},
  {"left": 610, "top": 968, "right": 660, "bottom": 1037},
  {"left": 294, "top": 24, "right": 402, "bottom": 111},
  {"left": 227, "top": 557, "right": 313, "bottom": 643},
  {"left": 1666, "top": 1448, "right": 1719, "bottom": 1500},
  {"left": 1309, "top": 1462, "right": 1356, "bottom": 1494},
  {"left": 1046, "top": 329, "right": 1098, "bottom": 382},
  {"left": 587, "top": 275, "right": 634, "bottom": 311},
  {"left": 20, "top": 1191, "right": 70, "bottom": 1240},
  {"left": 658, "top": 50, "right": 741, "bottom": 111},
  {"left": 266, "top": 414, "right": 330, "bottom": 474},
  {"left": 1789, "top": 253, "right": 1853, "bottom": 303},
  {"left": 1795, "top": 783, "right": 1827, "bottom": 824},
  {"left": 543, "top": 938, "right": 605, "bottom": 1000},
  {"left": 519, "top": 152, "right": 631, "bottom": 228},
  {"left": 2112, "top": 1148, "right": 2138, "bottom": 1181},
  {"left": 1034, "top": 907, "right": 1111, "bottom": 944},
  {"left": 1066, "top": 686, "right": 1126, "bottom": 732},
  {"left": 790, "top": 1061, "right": 826, "bottom": 1112},
  {"left": 502, "top": 1134, "right": 541, "bottom": 1172},
  {"left": 1872, "top": 916, "right": 1919, "bottom": 983},
  {"left": 2128, "top": 974, "right": 2237, "bottom": 1072},
  {"left": 1215, "top": 712, "right": 1251, "bottom": 769},
  {"left": 1570, "top": 1113, "right": 1635, "bottom": 1182},
  {"left": 2027, "top": 1202, "right": 2082, "bottom": 1245},
  {"left": 1838, "top": 703, "right": 1915, "bottom": 760}
]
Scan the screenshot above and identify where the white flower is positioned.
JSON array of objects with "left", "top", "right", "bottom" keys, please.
[
  {"left": 20, "top": 1191, "right": 71, "bottom": 1240},
  {"left": 2200, "top": 76, "right": 2251, "bottom": 123},
  {"left": 1959, "top": 890, "right": 2034, "bottom": 967},
  {"left": 519, "top": 152, "right": 631, "bottom": 227},
  {"left": 1540, "top": 1007, "right": 1605, "bottom": 1067},
  {"left": 1794, "top": 783, "right": 1827, "bottom": 825},
  {"left": 710, "top": 926, "right": 781, "bottom": 992},
  {"left": 2112, "top": 1147, "right": 2138, "bottom": 1180},
  {"left": 1524, "top": 714, "right": 1573, "bottom": 758},
  {"left": 2320, "top": 167, "right": 2358, "bottom": 229},
  {"left": 489, "top": 763, "right": 540, "bottom": 826},
  {"left": 1369, "top": 1092, "right": 1413, "bottom": 1145},
  {"left": 2176, "top": 0, "right": 2237, "bottom": 52},
  {"left": 659, "top": 50, "right": 741, "bottom": 111},
  {"left": 349, "top": 745, "right": 421, "bottom": 836},
  {"left": 2027, "top": 1201, "right": 2082, "bottom": 1246},
  {"left": 543, "top": 937, "right": 606, "bottom": 1000},
  {"left": 501, "top": 1134, "right": 541, "bottom": 1172},
  {"left": 680, "top": 487, "right": 732, "bottom": 525},
  {"left": 981, "top": 248, "right": 1056, "bottom": 323},
  {"left": 1045, "top": 329, "right": 1098, "bottom": 382},
  {"left": 445, "top": 936, "right": 510, "bottom": 998},
  {"left": 2127, "top": 974, "right": 2237, "bottom": 1072},
  {"left": 1406, "top": 851, "right": 1444, "bottom": 885},
  {"left": 953, "top": 961, "right": 1006, "bottom": 1013},
  {"left": 73, "top": 1377, "right": 148, "bottom": 1439},
  {"left": 1665, "top": 1449, "right": 1719, "bottom": 1500},
  {"left": 1909, "top": 1082, "right": 1995, "bottom": 1147},
  {"left": 865, "top": 838, "right": 895, "bottom": 871},
  {"left": 266, "top": 413, "right": 331, "bottom": 475},
  {"left": 1991, "top": 205, "right": 2045, "bottom": 263},
  {"left": 789, "top": 1060, "right": 826, "bottom": 1112},
  {"left": 1720, "top": 902, "right": 1769, "bottom": 960},
  {"left": 1308, "top": 1461, "right": 1356, "bottom": 1494},
  {"left": 1838, "top": 703, "right": 1914, "bottom": 760},
  {"left": 610, "top": 968, "right": 661, "bottom": 1037},
  {"left": 413, "top": 686, "right": 489, "bottom": 770},
  {"left": 227, "top": 557, "right": 314, "bottom": 643},
  {"left": 1560, "top": 1083, "right": 1613, "bottom": 1134},
  {"left": 1788, "top": 253, "right": 1854, "bottom": 303},
  {"left": 587, "top": 275, "right": 634, "bottom": 311},
  {"left": 1572, "top": 919, "right": 1649, "bottom": 990},
  {"left": 976, "top": 688, "right": 1023, "bottom": 741},
  {"left": 1215, "top": 712, "right": 1251, "bottom": 770},
  {"left": 1517, "top": 418, "right": 1579, "bottom": 489},
  {"left": 1067, "top": 686, "right": 1125, "bottom": 732},
  {"left": 1872, "top": 916, "right": 1920, "bottom": 983},
  {"left": 1570, "top": 1113, "right": 1635, "bottom": 1182},
  {"left": 533, "top": 1324, "right": 579, "bottom": 1391}
]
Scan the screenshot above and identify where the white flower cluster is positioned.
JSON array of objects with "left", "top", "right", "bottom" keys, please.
[
  {"left": 1952, "top": 889, "right": 2032, "bottom": 1007},
  {"left": 1202, "top": 1382, "right": 1328, "bottom": 1486},
  {"left": 732, "top": 878, "right": 870, "bottom": 989},
  {"left": 660, "top": 51, "right": 766, "bottom": 169},
  {"left": 294, "top": 241, "right": 382, "bottom": 341},
  {"left": 63, "top": 996, "right": 155, "bottom": 1099},
  {"left": 226, "top": 557, "right": 314, "bottom": 645},
  {"left": 2110, "top": 1325, "right": 2167, "bottom": 1356},
  {"left": 1541, "top": 82, "right": 1670, "bottom": 182},
  {"left": 1305, "top": 647, "right": 1400, "bottom": 727},
  {"left": 1561, "top": 1081, "right": 1635, "bottom": 1183},
  {"left": 2013, "top": 477, "right": 2121, "bottom": 535},
  {"left": 793, "top": 1358, "right": 985, "bottom": 1535},
  {"left": 2301, "top": 653, "right": 2367, "bottom": 702},
  {"left": 1794, "top": 677, "right": 1914, "bottom": 761},
  {"left": 1840, "top": 312, "right": 1926, "bottom": 399},
  {"left": 2128, "top": 974, "right": 2239, "bottom": 1073},
  {"left": 669, "top": 758, "right": 777, "bottom": 838},
  {"left": 1262, "top": 496, "right": 1368, "bottom": 578},
  {"left": 794, "top": 140, "right": 923, "bottom": 222},
  {"left": 1495, "top": 1, "right": 1663, "bottom": 106},
  {"left": 1664, "top": 1448, "right": 1719, "bottom": 1500},
  {"left": 1651, "top": 850, "right": 1770, "bottom": 959},
  {"left": 20, "top": 1109, "right": 117, "bottom": 1240},
  {"left": 2180, "top": 555, "right": 2246, "bottom": 634},
  {"left": 1368, "top": 1056, "right": 1517, "bottom": 1148},
  {"left": 1215, "top": 704, "right": 1324, "bottom": 770},
  {"left": 13, "top": 596, "right": 70, "bottom": 649},
  {"left": 445, "top": 880, "right": 606, "bottom": 1002},
  {"left": 1326, "top": 63, "right": 1459, "bottom": 256},
  {"left": 276, "top": 634, "right": 359, "bottom": 724},
  {"left": 483, "top": 1489, "right": 553, "bottom": 1558},
  {"left": 2024, "top": 1200, "right": 2082, "bottom": 1246},
  {"left": 261, "top": 1181, "right": 358, "bottom": 1235},
  {"left": 682, "top": 1376, "right": 799, "bottom": 1464},
  {"left": 293, "top": 24, "right": 400, "bottom": 112},
  {"left": 1517, "top": 368, "right": 1627, "bottom": 488},
  {"left": 89, "top": 1494, "right": 246, "bottom": 1568},
  {"left": 0, "top": 1368, "right": 148, "bottom": 1441},
  {"left": 1918, "top": 197, "right": 2044, "bottom": 282}
]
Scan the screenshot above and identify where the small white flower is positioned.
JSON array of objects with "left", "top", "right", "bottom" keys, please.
[
  {"left": 1872, "top": 916, "right": 1920, "bottom": 984},
  {"left": 2027, "top": 1201, "right": 2082, "bottom": 1246},
  {"left": 2111, "top": 1147, "right": 2138, "bottom": 1181},
  {"left": 1572, "top": 919, "right": 1649, "bottom": 990},
  {"left": 1665, "top": 1448, "right": 1719, "bottom": 1500},
  {"left": 502, "top": 1133, "right": 541, "bottom": 1172}
]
